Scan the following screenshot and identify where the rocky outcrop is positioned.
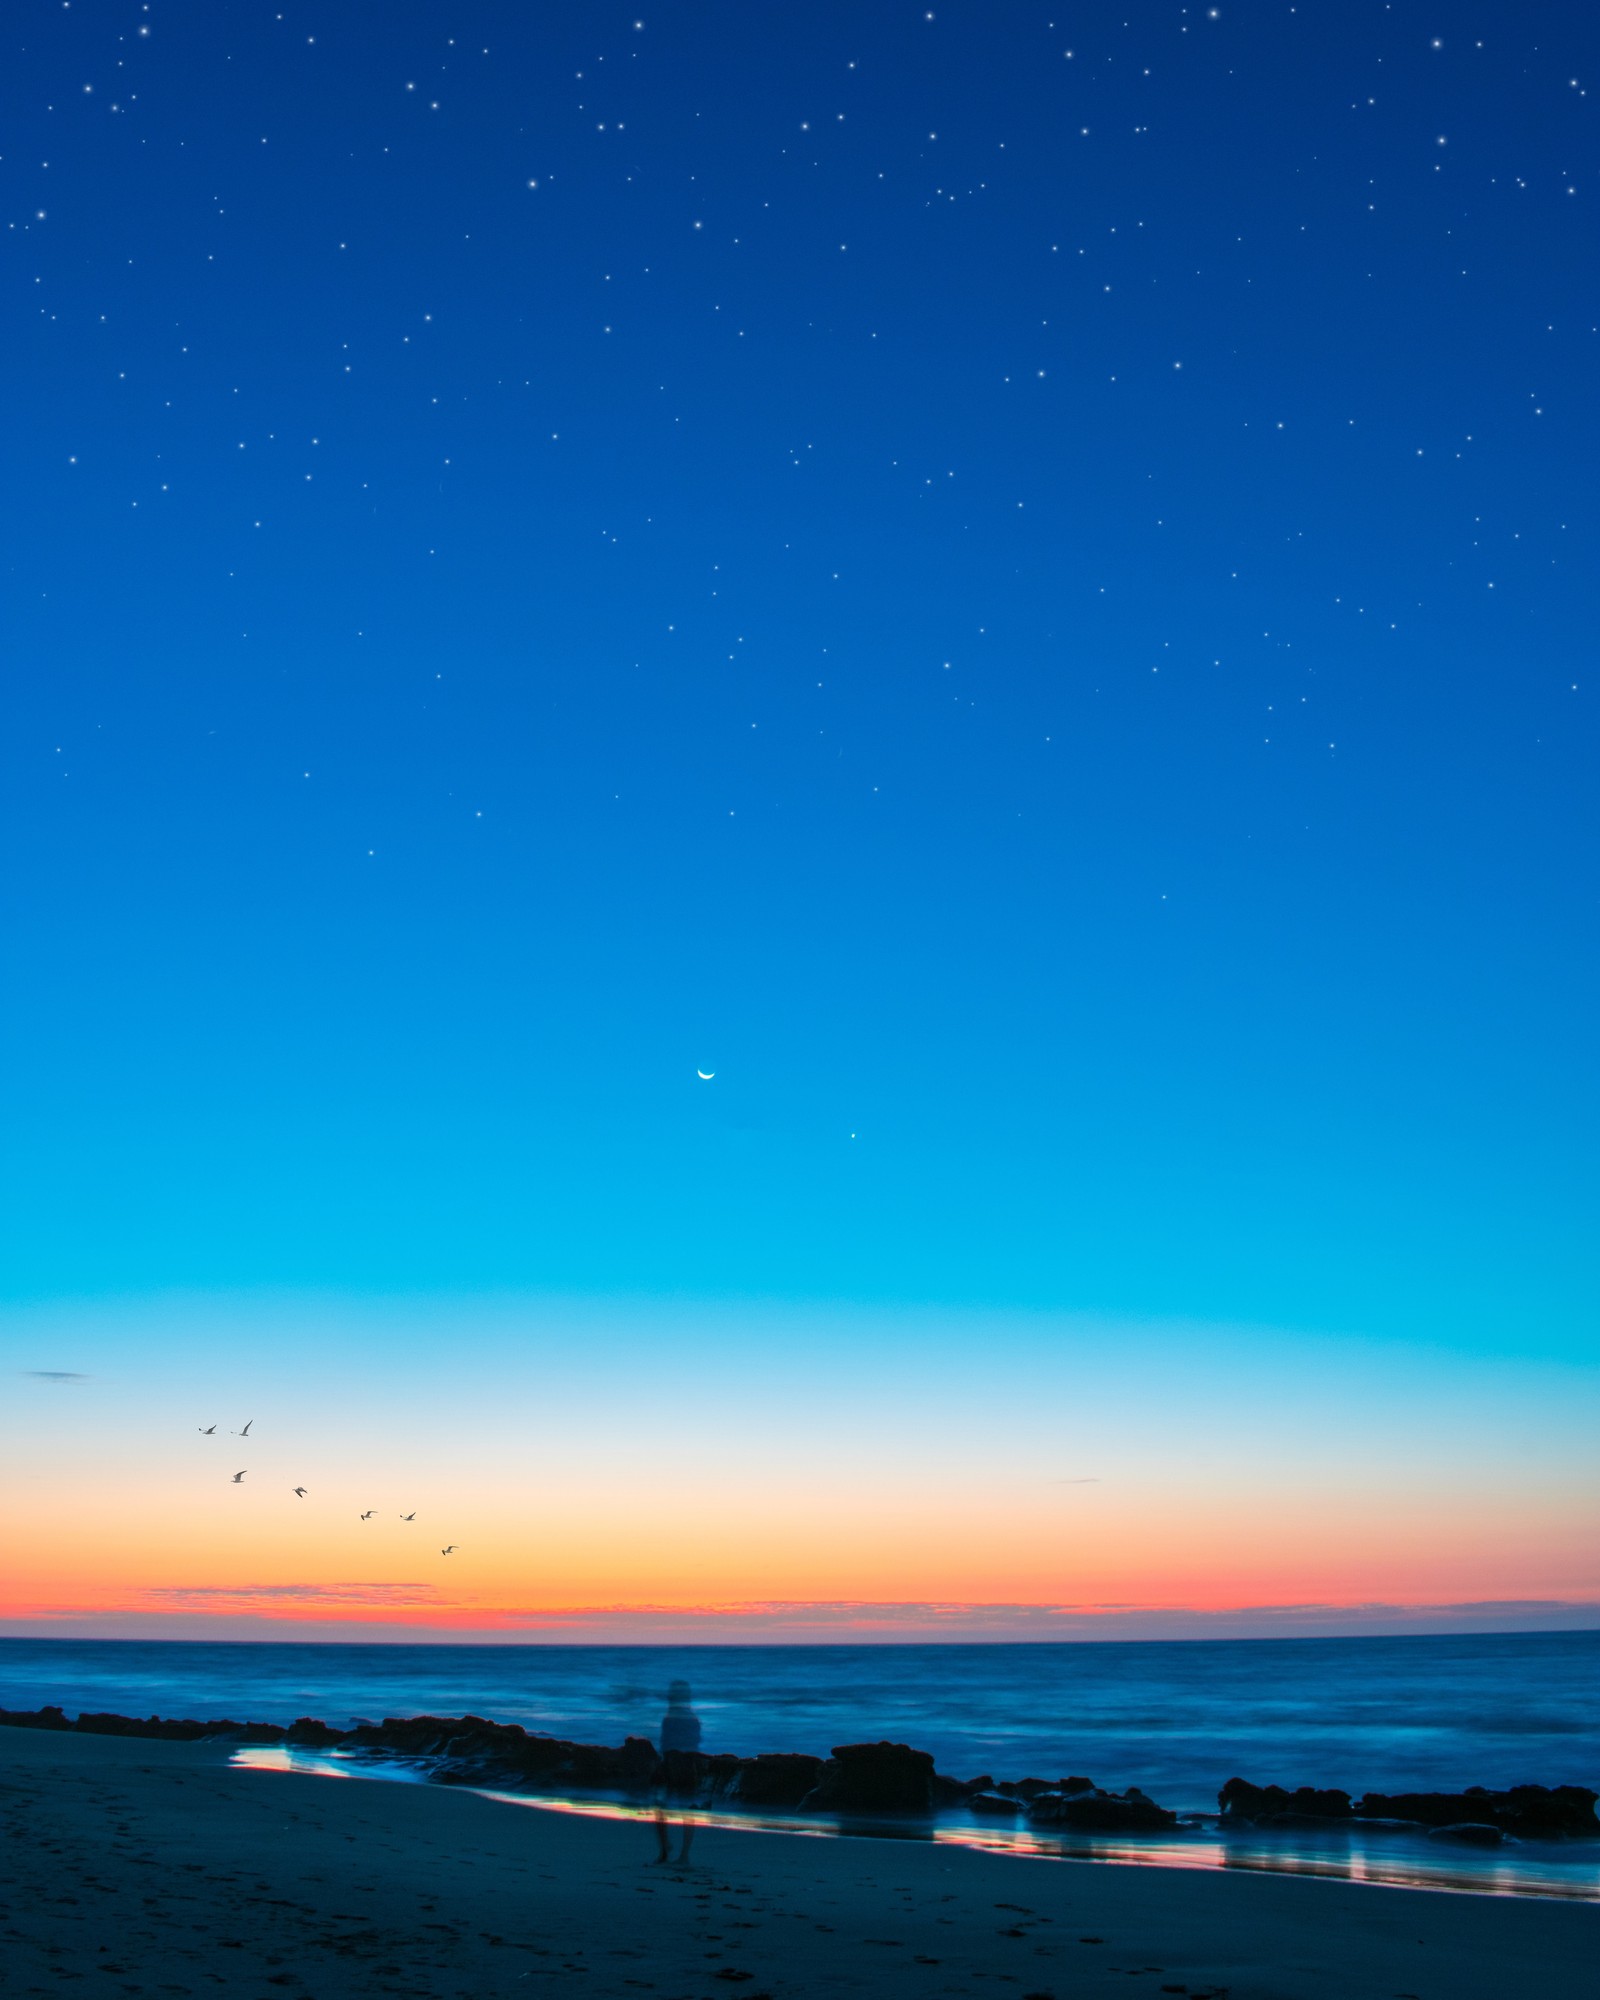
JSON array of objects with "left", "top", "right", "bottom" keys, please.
[
  {"left": 0, "top": 1705, "right": 285, "bottom": 1744},
  {"left": 804, "top": 1741, "right": 938, "bottom": 1814},
  {"left": 1356, "top": 1786, "right": 1598, "bottom": 1839},
  {"left": 971, "top": 1776, "right": 1098, "bottom": 1817},
  {"left": 1221, "top": 1778, "right": 1598, "bottom": 1839},
  {"left": 1219, "top": 1778, "right": 1354, "bottom": 1824},
  {"left": 730, "top": 1753, "right": 826, "bottom": 1807},
  {"left": 9, "top": 1703, "right": 1592, "bottom": 1843},
  {"left": 368, "top": 1716, "right": 660, "bottom": 1794},
  {"left": 1029, "top": 1785, "right": 1178, "bottom": 1832},
  {"left": 285, "top": 1716, "right": 347, "bottom": 1748}
]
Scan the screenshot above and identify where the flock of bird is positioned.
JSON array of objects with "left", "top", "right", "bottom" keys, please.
[{"left": 200, "top": 1420, "right": 458, "bottom": 1554}]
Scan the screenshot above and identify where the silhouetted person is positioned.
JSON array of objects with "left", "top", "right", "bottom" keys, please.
[{"left": 653, "top": 1678, "right": 702, "bottom": 1864}]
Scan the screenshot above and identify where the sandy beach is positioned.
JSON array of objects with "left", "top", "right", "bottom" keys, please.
[{"left": 2, "top": 1727, "right": 1592, "bottom": 1999}]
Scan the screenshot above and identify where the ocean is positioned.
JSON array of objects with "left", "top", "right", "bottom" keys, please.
[{"left": 2, "top": 1629, "right": 1595, "bottom": 1810}]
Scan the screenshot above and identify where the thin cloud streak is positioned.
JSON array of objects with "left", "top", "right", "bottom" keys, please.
[
  {"left": 140, "top": 1583, "right": 446, "bottom": 1609},
  {"left": 483, "top": 1597, "right": 1600, "bottom": 1637}
]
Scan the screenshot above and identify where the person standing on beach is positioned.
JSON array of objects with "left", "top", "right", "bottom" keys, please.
[{"left": 653, "top": 1679, "right": 702, "bottom": 1865}]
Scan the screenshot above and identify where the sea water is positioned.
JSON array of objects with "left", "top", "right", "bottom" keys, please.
[{"left": 1, "top": 1630, "right": 1594, "bottom": 1809}]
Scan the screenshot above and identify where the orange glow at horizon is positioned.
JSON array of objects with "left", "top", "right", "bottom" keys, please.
[
  {"left": 7, "top": 1474, "right": 1597, "bottom": 1635},
  {"left": 5, "top": 1295, "right": 1598, "bottom": 1639}
]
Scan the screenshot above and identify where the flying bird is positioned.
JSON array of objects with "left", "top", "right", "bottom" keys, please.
[
  {"left": 232, "top": 1420, "right": 253, "bottom": 1437},
  {"left": 359, "top": 1510, "right": 376, "bottom": 1520},
  {"left": 440, "top": 1545, "right": 457, "bottom": 1555},
  {"left": 231, "top": 1471, "right": 247, "bottom": 1483},
  {"left": 400, "top": 1512, "right": 416, "bottom": 1521},
  {"left": 293, "top": 1487, "right": 307, "bottom": 1498},
  {"left": 198, "top": 1425, "right": 217, "bottom": 1435}
]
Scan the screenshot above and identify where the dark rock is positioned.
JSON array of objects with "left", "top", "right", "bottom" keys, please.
[
  {"left": 567, "top": 1740, "right": 634, "bottom": 1788},
  {"left": 805, "top": 1741, "right": 938, "bottom": 1814},
  {"left": 528, "top": 1737, "right": 618, "bottom": 1786},
  {"left": 732, "top": 1753, "right": 826, "bottom": 1808},
  {"left": 336, "top": 1715, "right": 641, "bottom": 1793},
  {"left": 1232, "top": 1783, "right": 1600, "bottom": 1842},
  {"left": 285, "top": 1717, "right": 348, "bottom": 1748},
  {"left": 347, "top": 1716, "right": 433, "bottom": 1752},
  {"left": 73, "top": 1711, "right": 204, "bottom": 1740},
  {"left": 2, "top": 1706, "right": 282, "bottom": 1744},
  {"left": 1254, "top": 1812, "right": 1359, "bottom": 1830},
  {"left": 698, "top": 1753, "right": 745, "bottom": 1797},
  {"left": 1060, "top": 1776, "right": 1096, "bottom": 1795},
  {"left": 85, "top": 1712, "right": 287, "bottom": 1743},
  {"left": 415, "top": 1722, "right": 673, "bottom": 1798},
  {"left": 1356, "top": 1786, "right": 1598, "bottom": 1839},
  {"left": 1219, "top": 1779, "right": 1353, "bottom": 1823},
  {"left": 967, "top": 1792, "right": 1027, "bottom": 1815},
  {"left": 1029, "top": 1787, "right": 1178, "bottom": 1832},
  {"left": 1427, "top": 1823, "right": 1506, "bottom": 1846},
  {"left": 374, "top": 1713, "right": 514, "bottom": 1757},
  {"left": 497, "top": 1733, "right": 584, "bottom": 1781},
  {"left": 0, "top": 1706, "right": 72, "bottom": 1732},
  {"left": 620, "top": 1735, "right": 664, "bottom": 1790}
]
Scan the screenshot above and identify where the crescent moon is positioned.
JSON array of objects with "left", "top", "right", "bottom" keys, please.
[{"left": 697, "top": 1070, "right": 715, "bottom": 1080}]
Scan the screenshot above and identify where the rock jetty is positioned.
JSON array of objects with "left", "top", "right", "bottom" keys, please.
[
  {"left": 4, "top": 1707, "right": 1593, "bottom": 1841},
  {"left": 0, "top": 1704, "right": 1172, "bottom": 1827}
]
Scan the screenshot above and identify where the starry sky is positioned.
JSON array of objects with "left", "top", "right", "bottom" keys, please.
[{"left": 3, "top": 2, "right": 1597, "bottom": 1637}]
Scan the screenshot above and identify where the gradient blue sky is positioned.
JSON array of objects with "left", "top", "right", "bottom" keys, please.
[{"left": 3, "top": 0, "right": 1596, "bottom": 1475}]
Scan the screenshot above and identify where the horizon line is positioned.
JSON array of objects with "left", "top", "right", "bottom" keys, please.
[{"left": 4, "top": 1596, "right": 1597, "bottom": 1647}]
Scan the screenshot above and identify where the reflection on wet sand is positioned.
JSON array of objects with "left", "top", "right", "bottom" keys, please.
[{"left": 233, "top": 1745, "right": 1600, "bottom": 1902}]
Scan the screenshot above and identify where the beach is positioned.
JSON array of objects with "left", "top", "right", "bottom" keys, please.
[{"left": 4, "top": 1727, "right": 1592, "bottom": 2000}]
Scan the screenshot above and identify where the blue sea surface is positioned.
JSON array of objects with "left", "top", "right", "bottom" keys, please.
[{"left": 0, "top": 1631, "right": 1594, "bottom": 1811}]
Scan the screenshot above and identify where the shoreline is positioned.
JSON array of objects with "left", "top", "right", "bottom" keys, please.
[
  {"left": 6, "top": 1629, "right": 1594, "bottom": 1814},
  {"left": 3, "top": 1725, "right": 1595, "bottom": 2000},
  {"left": 5, "top": 1699, "right": 1598, "bottom": 1904},
  {"left": 237, "top": 1743, "right": 1600, "bottom": 1903}
]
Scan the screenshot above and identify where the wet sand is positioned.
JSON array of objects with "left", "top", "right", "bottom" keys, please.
[{"left": 1, "top": 1726, "right": 1592, "bottom": 1998}]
